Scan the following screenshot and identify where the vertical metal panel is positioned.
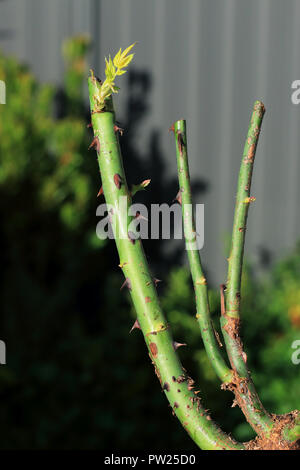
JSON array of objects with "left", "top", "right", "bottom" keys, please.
[
  {"left": 1, "top": 0, "right": 300, "bottom": 283},
  {"left": 0, "top": 0, "right": 93, "bottom": 82},
  {"left": 286, "top": 0, "right": 300, "bottom": 247}
]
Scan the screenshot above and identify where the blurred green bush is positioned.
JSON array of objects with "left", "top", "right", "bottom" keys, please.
[{"left": 0, "top": 36, "right": 298, "bottom": 449}]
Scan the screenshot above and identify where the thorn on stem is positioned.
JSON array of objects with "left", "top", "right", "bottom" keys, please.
[
  {"left": 187, "top": 378, "right": 195, "bottom": 391},
  {"left": 173, "top": 189, "right": 182, "bottom": 205},
  {"left": 114, "top": 124, "right": 124, "bottom": 136},
  {"left": 130, "top": 319, "right": 141, "bottom": 333},
  {"left": 97, "top": 186, "right": 104, "bottom": 197},
  {"left": 88, "top": 136, "right": 100, "bottom": 153},
  {"left": 231, "top": 399, "right": 238, "bottom": 408},
  {"left": 173, "top": 341, "right": 187, "bottom": 351},
  {"left": 168, "top": 124, "right": 175, "bottom": 133},
  {"left": 113, "top": 173, "right": 123, "bottom": 189},
  {"left": 120, "top": 278, "right": 132, "bottom": 291},
  {"left": 154, "top": 278, "right": 162, "bottom": 286}
]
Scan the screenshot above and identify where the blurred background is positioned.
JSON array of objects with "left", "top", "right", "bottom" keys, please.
[{"left": 0, "top": 0, "right": 299, "bottom": 450}]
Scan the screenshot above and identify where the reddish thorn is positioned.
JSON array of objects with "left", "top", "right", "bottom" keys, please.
[
  {"left": 169, "top": 124, "right": 175, "bottom": 133},
  {"left": 88, "top": 136, "right": 100, "bottom": 153},
  {"left": 97, "top": 186, "right": 104, "bottom": 197},
  {"left": 130, "top": 319, "right": 141, "bottom": 333},
  {"left": 173, "top": 341, "right": 187, "bottom": 351},
  {"left": 113, "top": 173, "right": 123, "bottom": 189},
  {"left": 120, "top": 278, "right": 132, "bottom": 291},
  {"left": 87, "top": 123, "right": 93, "bottom": 128},
  {"left": 114, "top": 125, "right": 124, "bottom": 136},
  {"left": 154, "top": 278, "right": 162, "bottom": 286},
  {"left": 173, "top": 189, "right": 182, "bottom": 205},
  {"left": 145, "top": 296, "right": 151, "bottom": 303}
]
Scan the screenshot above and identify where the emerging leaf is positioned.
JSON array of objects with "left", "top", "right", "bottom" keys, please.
[
  {"left": 113, "top": 43, "right": 136, "bottom": 69},
  {"left": 91, "top": 43, "right": 136, "bottom": 112},
  {"left": 105, "top": 55, "right": 115, "bottom": 82},
  {"left": 113, "top": 48, "right": 122, "bottom": 68},
  {"left": 118, "top": 53, "right": 134, "bottom": 70},
  {"left": 120, "top": 43, "right": 136, "bottom": 59}
]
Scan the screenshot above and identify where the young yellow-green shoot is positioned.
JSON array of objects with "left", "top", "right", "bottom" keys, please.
[{"left": 91, "top": 43, "right": 136, "bottom": 113}]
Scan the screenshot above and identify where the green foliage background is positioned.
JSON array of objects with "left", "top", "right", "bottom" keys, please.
[{"left": 0, "top": 37, "right": 299, "bottom": 449}]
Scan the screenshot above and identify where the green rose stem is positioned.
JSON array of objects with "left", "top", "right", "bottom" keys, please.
[
  {"left": 88, "top": 73, "right": 243, "bottom": 450},
  {"left": 221, "top": 101, "right": 274, "bottom": 436},
  {"left": 171, "top": 120, "right": 233, "bottom": 384}
]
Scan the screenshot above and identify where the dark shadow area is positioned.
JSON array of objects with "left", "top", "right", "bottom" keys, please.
[
  {"left": 0, "top": 30, "right": 13, "bottom": 40},
  {"left": 257, "top": 245, "right": 273, "bottom": 269}
]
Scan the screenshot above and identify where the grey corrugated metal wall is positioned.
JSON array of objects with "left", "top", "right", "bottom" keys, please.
[{"left": 1, "top": 0, "right": 300, "bottom": 284}]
